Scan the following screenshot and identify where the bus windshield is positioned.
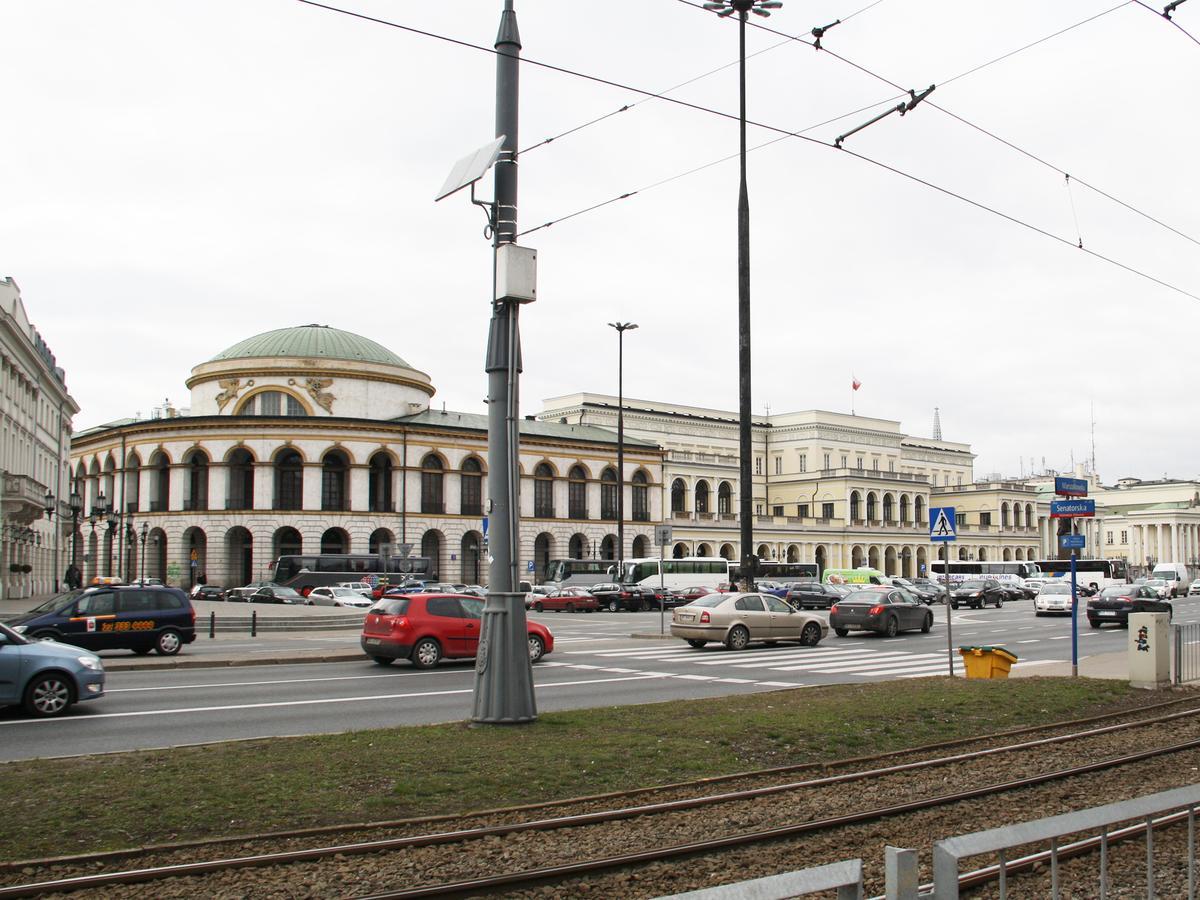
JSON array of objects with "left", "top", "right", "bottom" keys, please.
[{"left": 271, "top": 555, "right": 432, "bottom": 592}]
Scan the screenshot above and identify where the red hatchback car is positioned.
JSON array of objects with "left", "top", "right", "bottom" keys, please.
[
  {"left": 361, "top": 593, "right": 553, "bottom": 668},
  {"left": 531, "top": 587, "right": 599, "bottom": 613}
]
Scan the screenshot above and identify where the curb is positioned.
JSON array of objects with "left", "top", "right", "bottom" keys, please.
[
  {"left": 629, "top": 632, "right": 676, "bottom": 641},
  {"left": 103, "top": 651, "right": 367, "bottom": 672}
]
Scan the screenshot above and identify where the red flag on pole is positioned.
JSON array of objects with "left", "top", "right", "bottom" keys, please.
[{"left": 852, "top": 377, "right": 862, "bottom": 391}]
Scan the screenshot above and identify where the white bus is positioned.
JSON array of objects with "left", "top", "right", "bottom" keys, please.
[
  {"left": 1032, "top": 558, "right": 1128, "bottom": 592},
  {"left": 621, "top": 557, "right": 731, "bottom": 591},
  {"left": 928, "top": 561, "right": 1040, "bottom": 588},
  {"left": 542, "top": 558, "right": 617, "bottom": 587}
]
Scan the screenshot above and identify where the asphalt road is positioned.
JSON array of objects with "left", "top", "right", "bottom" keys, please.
[{"left": 4, "top": 598, "right": 1196, "bottom": 762}]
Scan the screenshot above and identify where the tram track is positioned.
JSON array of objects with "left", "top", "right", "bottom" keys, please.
[{"left": 4, "top": 700, "right": 1200, "bottom": 897}]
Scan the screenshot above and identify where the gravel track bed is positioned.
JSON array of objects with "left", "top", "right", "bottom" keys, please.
[{"left": 25, "top": 714, "right": 1200, "bottom": 899}]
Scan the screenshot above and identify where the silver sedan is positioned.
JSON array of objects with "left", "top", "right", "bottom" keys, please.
[{"left": 670, "top": 592, "right": 828, "bottom": 651}]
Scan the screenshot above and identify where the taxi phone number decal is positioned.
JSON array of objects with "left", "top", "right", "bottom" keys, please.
[{"left": 100, "top": 620, "right": 155, "bottom": 633}]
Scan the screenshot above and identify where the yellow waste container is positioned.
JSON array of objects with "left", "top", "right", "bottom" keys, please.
[{"left": 958, "top": 646, "right": 1018, "bottom": 679}]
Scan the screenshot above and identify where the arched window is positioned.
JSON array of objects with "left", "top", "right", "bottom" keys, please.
[
  {"left": 631, "top": 534, "right": 649, "bottom": 558},
  {"left": 148, "top": 451, "right": 170, "bottom": 512},
  {"left": 1013, "top": 503, "right": 1023, "bottom": 528},
  {"left": 460, "top": 532, "right": 482, "bottom": 584},
  {"left": 671, "top": 479, "right": 686, "bottom": 514},
  {"left": 568, "top": 465, "right": 588, "bottom": 519},
  {"left": 569, "top": 533, "right": 587, "bottom": 559},
  {"left": 321, "top": 450, "right": 349, "bottom": 512},
  {"left": 421, "top": 530, "right": 442, "bottom": 578},
  {"left": 184, "top": 450, "right": 209, "bottom": 512},
  {"left": 125, "top": 453, "right": 141, "bottom": 513},
  {"left": 273, "top": 526, "right": 302, "bottom": 559},
  {"left": 1025, "top": 504, "right": 1034, "bottom": 528},
  {"left": 534, "top": 532, "right": 554, "bottom": 573},
  {"left": 632, "top": 470, "right": 649, "bottom": 522},
  {"left": 850, "top": 491, "right": 861, "bottom": 522},
  {"left": 421, "top": 456, "right": 444, "bottom": 514},
  {"left": 695, "top": 480, "right": 710, "bottom": 515},
  {"left": 238, "top": 390, "right": 306, "bottom": 416},
  {"left": 882, "top": 493, "right": 894, "bottom": 523},
  {"left": 534, "top": 463, "right": 555, "bottom": 518},
  {"left": 1001, "top": 502, "right": 1010, "bottom": 528},
  {"left": 915, "top": 496, "right": 926, "bottom": 525},
  {"left": 227, "top": 449, "right": 255, "bottom": 511},
  {"left": 369, "top": 528, "right": 394, "bottom": 554},
  {"left": 718, "top": 481, "right": 732, "bottom": 515},
  {"left": 460, "top": 457, "right": 483, "bottom": 516},
  {"left": 274, "top": 450, "right": 303, "bottom": 511},
  {"left": 321, "top": 528, "right": 349, "bottom": 554},
  {"left": 369, "top": 453, "right": 394, "bottom": 513},
  {"left": 600, "top": 468, "right": 617, "bottom": 520},
  {"left": 899, "top": 494, "right": 910, "bottom": 524},
  {"left": 600, "top": 534, "right": 616, "bottom": 560},
  {"left": 866, "top": 493, "right": 878, "bottom": 522}
]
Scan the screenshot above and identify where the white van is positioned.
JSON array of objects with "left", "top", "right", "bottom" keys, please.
[{"left": 1151, "top": 563, "right": 1190, "bottom": 598}]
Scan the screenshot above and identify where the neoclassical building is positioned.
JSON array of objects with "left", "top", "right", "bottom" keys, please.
[
  {"left": 69, "top": 326, "right": 662, "bottom": 589},
  {"left": 0, "top": 278, "right": 78, "bottom": 600},
  {"left": 540, "top": 394, "right": 1045, "bottom": 579}
]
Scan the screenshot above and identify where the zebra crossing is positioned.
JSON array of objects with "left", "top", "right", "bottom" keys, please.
[{"left": 564, "top": 640, "right": 966, "bottom": 680}]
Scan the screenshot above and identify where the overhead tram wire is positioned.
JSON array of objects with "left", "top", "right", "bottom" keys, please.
[
  {"left": 293, "top": 0, "right": 1200, "bottom": 305},
  {"left": 1133, "top": 0, "right": 1200, "bottom": 46},
  {"left": 681, "top": 0, "right": 1200, "bottom": 247}
]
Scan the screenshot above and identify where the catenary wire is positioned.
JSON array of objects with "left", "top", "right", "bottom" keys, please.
[
  {"left": 1133, "top": 0, "right": 1200, "bottom": 46},
  {"left": 292, "top": 0, "right": 1200, "bottom": 304}
]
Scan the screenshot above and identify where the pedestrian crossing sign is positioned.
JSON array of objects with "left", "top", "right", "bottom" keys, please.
[{"left": 929, "top": 506, "right": 957, "bottom": 542}]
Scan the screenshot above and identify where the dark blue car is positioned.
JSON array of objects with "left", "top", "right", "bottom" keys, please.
[
  {"left": 6, "top": 585, "right": 196, "bottom": 656},
  {"left": 0, "top": 622, "right": 105, "bottom": 717}
]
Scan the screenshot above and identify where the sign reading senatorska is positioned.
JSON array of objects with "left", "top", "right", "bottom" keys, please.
[{"left": 1050, "top": 499, "right": 1095, "bottom": 518}]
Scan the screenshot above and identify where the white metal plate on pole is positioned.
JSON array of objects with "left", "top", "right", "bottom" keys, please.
[
  {"left": 398, "top": 543, "right": 413, "bottom": 558},
  {"left": 655, "top": 525, "right": 673, "bottom": 546},
  {"left": 434, "top": 136, "right": 506, "bottom": 202}
]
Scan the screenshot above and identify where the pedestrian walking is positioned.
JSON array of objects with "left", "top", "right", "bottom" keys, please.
[{"left": 64, "top": 563, "right": 82, "bottom": 591}]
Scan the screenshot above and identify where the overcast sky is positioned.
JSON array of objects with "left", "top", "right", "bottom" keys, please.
[{"left": 4, "top": 0, "right": 1198, "bottom": 482}]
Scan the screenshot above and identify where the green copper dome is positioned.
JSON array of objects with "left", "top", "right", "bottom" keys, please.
[{"left": 210, "top": 325, "right": 410, "bottom": 368}]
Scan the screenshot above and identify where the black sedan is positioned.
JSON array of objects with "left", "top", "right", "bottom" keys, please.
[
  {"left": 589, "top": 583, "right": 643, "bottom": 612},
  {"left": 1087, "top": 584, "right": 1171, "bottom": 628},
  {"left": 785, "top": 581, "right": 846, "bottom": 610},
  {"left": 829, "top": 588, "right": 934, "bottom": 637},
  {"left": 949, "top": 579, "right": 1005, "bottom": 610}
]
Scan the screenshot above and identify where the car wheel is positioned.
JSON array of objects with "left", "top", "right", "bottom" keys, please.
[
  {"left": 921, "top": 615, "right": 932, "bottom": 633},
  {"left": 607, "top": 599, "right": 620, "bottom": 612},
  {"left": 994, "top": 596, "right": 1003, "bottom": 608},
  {"left": 1088, "top": 618, "right": 1101, "bottom": 629},
  {"left": 686, "top": 639, "right": 707, "bottom": 648},
  {"left": 834, "top": 627, "right": 850, "bottom": 637},
  {"left": 372, "top": 656, "right": 394, "bottom": 666},
  {"left": 1035, "top": 611, "right": 1043, "bottom": 617},
  {"left": 411, "top": 638, "right": 442, "bottom": 669},
  {"left": 23, "top": 673, "right": 74, "bottom": 718},
  {"left": 566, "top": 603, "right": 576, "bottom": 614},
  {"left": 533, "top": 601, "right": 544, "bottom": 612},
  {"left": 31, "top": 631, "right": 58, "bottom": 642},
  {"left": 884, "top": 616, "right": 899, "bottom": 638},
  {"left": 155, "top": 629, "right": 183, "bottom": 656},
  {"left": 800, "top": 622, "right": 822, "bottom": 647},
  {"left": 725, "top": 625, "right": 750, "bottom": 651},
  {"left": 527, "top": 634, "right": 546, "bottom": 663},
  {"left": 950, "top": 602, "right": 959, "bottom": 610}
]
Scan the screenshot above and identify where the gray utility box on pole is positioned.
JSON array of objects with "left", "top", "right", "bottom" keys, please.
[{"left": 495, "top": 244, "right": 536, "bottom": 303}]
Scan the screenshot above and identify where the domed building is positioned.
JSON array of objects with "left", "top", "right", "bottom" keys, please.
[{"left": 68, "top": 325, "right": 664, "bottom": 589}]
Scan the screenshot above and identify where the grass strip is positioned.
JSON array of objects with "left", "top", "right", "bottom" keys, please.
[{"left": 0, "top": 676, "right": 1153, "bottom": 861}]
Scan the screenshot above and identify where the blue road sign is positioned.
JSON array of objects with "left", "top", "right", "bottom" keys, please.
[
  {"left": 1055, "top": 477, "right": 1088, "bottom": 497},
  {"left": 1060, "top": 534, "right": 1086, "bottom": 549},
  {"left": 929, "top": 506, "right": 957, "bottom": 542},
  {"left": 526, "top": 560, "right": 535, "bottom": 573},
  {"left": 1050, "top": 499, "right": 1096, "bottom": 518}
]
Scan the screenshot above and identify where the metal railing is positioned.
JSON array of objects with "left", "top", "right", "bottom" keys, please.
[
  {"left": 656, "top": 858, "right": 862, "bottom": 899},
  {"left": 1174, "top": 622, "right": 1200, "bottom": 684},
  {"left": 932, "top": 782, "right": 1200, "bottom": 899}
]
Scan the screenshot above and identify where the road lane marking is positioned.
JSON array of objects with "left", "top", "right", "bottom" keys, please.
[
  {"left": 106, "top": 668, "right": 473, "bottom": 693},
  {"left": 0, "top": 674, "right": 671, "bottom": 726}
]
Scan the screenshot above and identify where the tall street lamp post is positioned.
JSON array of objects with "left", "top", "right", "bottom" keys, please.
[
  {"left": 69, "top": 490, "right": 83, "bottom": 569},
  {"left": 43, "top": 491, "right": 56, "bottom": 590},
  {"left": 702, "top": 0, "right": 781, "bottom": 589},
  {"left": 608, "top": 323, "right": 638, "bottom": 579},
  {"left": 139, "top": 522, "right": 149, "bottom": 584}
]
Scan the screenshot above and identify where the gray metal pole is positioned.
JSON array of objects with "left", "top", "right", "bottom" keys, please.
[
  {"left": 736, "top": 6, "right": 754, "bottom": 591},
  {"left": 473, "top": 0, "right": 536, "bottom": 724},
  {"left": 617, "top": 328, "right": 624, "bottom": 577},
  {"left": 943, "top": 543, "right": 954, "bottom": 676}
]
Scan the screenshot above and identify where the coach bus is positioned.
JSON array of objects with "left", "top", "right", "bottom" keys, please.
[
  {"left": 270, "top": 554, "right": 433, "bottom": 594},
  {"left": 1031, "top": 558, "right": 1128, "bottom": 592},
  {"left": 542, "top": 558, "right": 616, "bottom": 588},
  {"left": 928, "top": 560, "right": 1040, "bottom": 588},
  {"left": 621, "top": 556, "right": 731, "bottom": 592}
]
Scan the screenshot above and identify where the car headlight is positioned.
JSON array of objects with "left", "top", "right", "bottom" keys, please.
[
  {"left": 12, "top": 625, "right": 27, "bottom": 634},
  {"left": 77, "top": 655, "right": 104, "bottom": 671}
]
